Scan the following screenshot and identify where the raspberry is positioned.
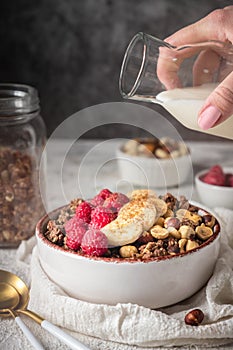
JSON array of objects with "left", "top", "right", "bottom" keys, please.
[
  {"left": 202, "top": 172, "right": 225, "bottom": 186},
  {"left": 103, "top": 192, "right": 129, "bottom": 213},
  {"left": 90, "top": 195, "right": 104, "bottom": 207},
  {"left": 98, "top": 188, "right": 112, "bottom": 200},
  {"left": 90, "top": 207, "right": 116, "bottom": 229},
  {"left": 229, "top": 175, "right": 233, "bottom": 187},
  {"left": 208, "top": 165, "right": 224, "bottom": 175},
  {"left": 81, "top": 229, "right": 108, "bottom": 256},
  {"left": 226, "top": 173, "right": 233, "bottom": 187},
  {"left": 90, "top": 189, "right": 112, "bottom": 207},
  {"left": 64, "top": 217, "right": 88, "bottom": 250},
  {"left": 75, "top": 201, "right": 93, "bottom": 223}
]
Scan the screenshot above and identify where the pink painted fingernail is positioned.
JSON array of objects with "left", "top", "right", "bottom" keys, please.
[{"left": 198, "top": 105, "right": 221, "bottom": 130}]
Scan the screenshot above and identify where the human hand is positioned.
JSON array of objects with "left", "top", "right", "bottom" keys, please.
[{"left": 157, "top": 6, "right": 233, "bottom": 130}]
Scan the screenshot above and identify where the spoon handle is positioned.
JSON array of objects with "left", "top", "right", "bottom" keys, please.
[
  {"left": 15, "top": 316, "right": 45, "bottom": 350},
  {"left": 18, "top": 309, "right": 90, "bottom": 349},
  {"left": 41, "top": 320, "right": 90, "bottom": 350}
]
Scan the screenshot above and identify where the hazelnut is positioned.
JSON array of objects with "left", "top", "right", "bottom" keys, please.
[
  {"left": 170, "top": 150, "right": 180, "bottom": 158},
  {"left": 155, "top": 217, "right": 165, "bottom": 227},
  {"left": 141, "top": 142, "right": 156, "bottom": 153},
  {"left": 184, "top": 309, "right": 204, "bottom": 326},
  {"left": 5, "top": 190, "right": 14, "bottom": 202},
  {"left": 203, "top": 215, "right": 215, "bottom": 228},
  {"left": 150, "top": 225, "right": 169, "bottom": 239},
  {"left": 155, "top": 148, "right": 169, "bottom": 159},
  {"left": 186, "top": 240, "right": 199, "bottom": 251},
  {"left": 178, "top": 143, "right": 189, "bottom": 156},
  {"left": 163, "top": 208, "right": 174, "bottom": 218},
  {"left": 138, "top": 144, "right": 153, "bottom": 157},
  {"left": 136, "top": 231, "right": 154, "bottom": 244},
  {"left": 119, "top": 245, "right": 138, "bottom": 258},
  {"left": 176, "top": 209, "right": 201, "bottom": 225},
  {"left": 123, "top": 139, "right": 139, "bottom": 155},
  {"left": 167, "top": 227, "right": 181, "bottom": 239},
  {"left": 178, "top": 238, "right": 187, "bottom": 253},
  {"left": 164, "top": 217, "right": 180, "bottom": 230},
  {"left": 213, "top": 223, "right": 220, "bottom": 235},
  {"left": 175, "top": 209, "right": 187, "bottom": 220},
  {"left": 179, "top": 225, "right": 195, "bottom": 239},
  {"left": 2, "top": 230, "right": 11, "bottom": 240},
  {"left": 185, "top": 211, "right": 202, "bottom": 225},
  {"left": 196, "top": 224, "right": 213, "bottom": 240},
  {"left": 167, "top": 245, "right": 180, "bottom": 255}
]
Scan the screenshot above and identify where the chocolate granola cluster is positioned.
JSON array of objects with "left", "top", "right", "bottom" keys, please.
[{"left": 44, "top": 192, "right": 220, "bottom": 260}]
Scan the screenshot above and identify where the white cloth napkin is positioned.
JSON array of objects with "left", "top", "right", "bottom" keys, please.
[{"left": 16, "top": 207, "right": 233, "bottom": 349}]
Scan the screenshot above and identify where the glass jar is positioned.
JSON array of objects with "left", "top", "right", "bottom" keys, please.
[{"left": 0, "top": 83, "right": 47, "bottom": 247}]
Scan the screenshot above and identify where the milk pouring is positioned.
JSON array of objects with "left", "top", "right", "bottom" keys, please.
[
  {"left": 131, "top": 83, "right": 233, "bottom": 140},
  {"left": 119, "top": 32, "right": 233, "bottom": 139}
]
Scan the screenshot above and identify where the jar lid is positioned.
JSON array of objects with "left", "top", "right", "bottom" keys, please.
[{"left": 0, "top": 83, "right": 40, "bottom": 117}]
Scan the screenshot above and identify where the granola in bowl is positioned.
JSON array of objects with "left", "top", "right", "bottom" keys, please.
[
  {"left": 43, "top": 189, "right": 220, "bottom": 261},
  {"left": 116, "top": 138, "right": 192, "bottom": 188},
  {"left": 122, "top": 137, "right": 189, "bottom": 159}
]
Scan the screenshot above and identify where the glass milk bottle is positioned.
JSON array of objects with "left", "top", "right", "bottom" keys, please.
[{"left": 119, "top": 32, "right": 233, "bottom": 140}]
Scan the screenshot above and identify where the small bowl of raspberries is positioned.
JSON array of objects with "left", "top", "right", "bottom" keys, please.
[
  {"left": 36, "top": 189, "right": 221, "bottom": 308},
  {"left": 195, "top": 165, "right": 233, "bottom": 209}
]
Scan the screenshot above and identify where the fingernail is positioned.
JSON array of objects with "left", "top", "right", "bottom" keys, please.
[{"left": 198, "top": 105, "right": 221, "bottom": 130}]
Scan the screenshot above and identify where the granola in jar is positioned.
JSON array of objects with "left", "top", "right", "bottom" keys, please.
[{"left": 0, "top": 84, "right": 46, "bottom": 247}]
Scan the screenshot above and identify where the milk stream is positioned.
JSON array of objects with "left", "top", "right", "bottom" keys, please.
[{"left": 130, "top": 83, "right": 233, "bottom": 140}]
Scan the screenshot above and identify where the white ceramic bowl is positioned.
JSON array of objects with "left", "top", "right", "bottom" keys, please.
[
  {"left": 116, "top": 145, "right": 192, "bottom": 188},
  {"left": 195, "top": 167, "right": 233, "bottom": 210},
  {"left": 36, "top": 201, "right": 220, "bottom": 309}
]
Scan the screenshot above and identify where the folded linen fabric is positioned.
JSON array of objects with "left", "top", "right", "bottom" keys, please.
[{"left": 16, "top": 207, "right": 233, "bottom": 349}]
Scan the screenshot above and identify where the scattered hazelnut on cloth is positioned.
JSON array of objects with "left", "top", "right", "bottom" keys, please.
[{"left": 184, "top": 309, "right": 204, "bottom": 326}]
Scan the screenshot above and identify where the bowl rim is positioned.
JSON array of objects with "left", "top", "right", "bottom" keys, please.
[
  {"left": 195, "top": 167, "right": 233, "bottom": 191},
  {"left": 36, "top": 200, "right": 221, "bottom": 265}
]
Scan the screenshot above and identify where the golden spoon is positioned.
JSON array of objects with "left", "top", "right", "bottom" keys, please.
[
  {"left": 0, "top": 281, "right": 44, "bottom": 349},
  {"left": 0, "top": 270, "right": 90, "bottom": 350},
  {"left": 0, "top": 281, "right": 19, "bottom": 310}
]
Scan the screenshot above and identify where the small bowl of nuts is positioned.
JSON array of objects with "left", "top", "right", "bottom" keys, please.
[
  {"left": 116, "top": 137, "right": 192, "bottom": 188},
  {"left": 36, "top": 189, "right": 221, "bottom": 309},
  {"left": 195, "top": 165, "right": 233, "bottom": 209}
]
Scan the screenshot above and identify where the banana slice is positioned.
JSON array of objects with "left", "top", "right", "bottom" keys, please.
[
  {"left": 102, "top": 192, "right": 158, "bottom": 247},
  {"left": 149, "top": 197, "right": 168, "bottom": 217},
  {"left": 128, "top": 190, "right": 167, "bottom": 218},
  {"left": 118, "top": 197, "right": 157, "bottom": 231},
  {"left": 128, "top": 189, "right": 157, "bottom": 200},
  {"left": 101, "top": 219, "right": 144, "bottom": 247}
]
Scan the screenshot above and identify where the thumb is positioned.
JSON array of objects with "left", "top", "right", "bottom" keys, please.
[{"left": 198, "top": 72, "right": 233, "bottom": 130}]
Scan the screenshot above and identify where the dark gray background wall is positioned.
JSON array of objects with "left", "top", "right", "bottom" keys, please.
[{"left": 0, "top": 0, "right": 232, "bottom": 141}]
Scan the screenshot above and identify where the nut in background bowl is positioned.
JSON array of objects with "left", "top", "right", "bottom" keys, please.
[
  {"left": 195, "top": 167, "right": 233, "bottom": 210},
  {"left": 116, "top": 145, "right": 192, "bottom": 188},
  {"left": 36, "top": 201, "right": 220, "bottom": 309}
]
